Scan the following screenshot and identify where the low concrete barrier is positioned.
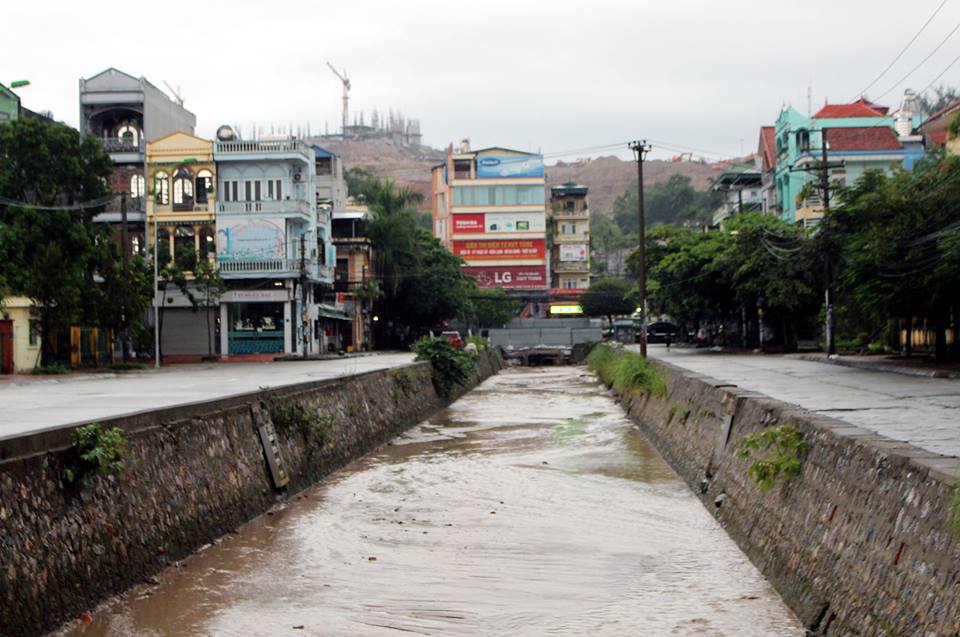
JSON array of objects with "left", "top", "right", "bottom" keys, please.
[
  {"left": 0, "top": 351, "right": 502, "bottom": 637},
  {"left": 609, "top": 360, "right": 960, "bottom": 636}
]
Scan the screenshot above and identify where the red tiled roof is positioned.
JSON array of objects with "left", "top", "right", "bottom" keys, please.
[
  {"left": 927, "top": 130, "right": 949, "bottom": 147},
  {"left": 814, "top": 98, "right": 888, "bottom": 119},
  {"left": 758, "top": 126, "right": 776, "bottom": 171},
  {"left": 924, "top": 98, "right": 960, "bottom": 126},
  {"left": 824, "top": 127, "right": 903, "bottom": 151}
]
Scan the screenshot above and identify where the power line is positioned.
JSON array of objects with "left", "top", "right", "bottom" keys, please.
[
  {"left": 853, "top": 0, "right": 950, "bottom": 100},
  {"left": 917, "top": 50, "right": 960, "bottom": 95},
  {"left": 0, "top": 194, "right": 117, "bottom": 211},
  {"left": 874, "top": 17, "right": 960, "bottom": 100}
]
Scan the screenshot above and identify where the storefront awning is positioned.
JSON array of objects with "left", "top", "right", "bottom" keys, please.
[{"left": 316, "top": 304, "right": 351, "bottom": 321}]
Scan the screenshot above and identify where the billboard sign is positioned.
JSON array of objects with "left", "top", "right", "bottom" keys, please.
[
  {"left": 452, "top": 213, "right": 485, "bottom": 233},
  {"left": 559, "top": 243, "right": 588, "bottom": 262},
  {"left": 485, "top": 212, "right": 545, "bottom": 233},
  {"left": 475, "top": 154, "right": 545, "bottom": 179},
  {"left": 453, "top": 239, "right": 546, "bottom": 260},
  {"left": 216, "top": 219, "right": 285, "bottom": 261},
  {"left": 463, "top": 265, "right": 547, "bottom": 289}
]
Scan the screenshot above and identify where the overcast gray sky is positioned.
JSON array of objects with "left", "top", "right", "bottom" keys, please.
[{"left": 6, "top": 0, "right": 959, "bottom": 161}]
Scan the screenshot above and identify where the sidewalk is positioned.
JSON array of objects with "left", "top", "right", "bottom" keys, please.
[
  {"left": 0, "top": 353, "right": 416, "bottom": 439},
  {"left": 795, "top": 352, "right": 960, "bottom": 379},
  {"left": 646, "top": 345, "right": 960, "bottom": 458}
]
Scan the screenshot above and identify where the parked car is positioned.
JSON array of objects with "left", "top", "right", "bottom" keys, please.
[
  {"left": 441, "top": 331, "right": 464, "bottom": 348},
  {"left": 646, "top": 321, "right": 679, "bottom": 343}
]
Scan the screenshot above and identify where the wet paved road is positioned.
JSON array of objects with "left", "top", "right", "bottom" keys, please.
[
  {"left": 0, "top": 354, "right": 414, "bottom": 439},
  {"left": 649, "top": 346, "right": 960, "bottom": 458},
  {"left": 58, "top": 367, "right": 802, "bottom": 637}
]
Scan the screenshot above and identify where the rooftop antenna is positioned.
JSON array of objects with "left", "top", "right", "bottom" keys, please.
[
  {"left": 326, "top": 62, "right": 351, "bottom": 136},
  {"left": 163, "top": 81, "right": 184, "bottom": 107}
]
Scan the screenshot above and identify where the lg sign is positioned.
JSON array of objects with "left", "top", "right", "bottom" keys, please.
[{"left": 463, "top": 266, "right": 547, "bottom": 290}]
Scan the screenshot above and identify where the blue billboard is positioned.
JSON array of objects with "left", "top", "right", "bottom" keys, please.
[{"left": 476, "top": 154, "right": 544, "bottom": 179}]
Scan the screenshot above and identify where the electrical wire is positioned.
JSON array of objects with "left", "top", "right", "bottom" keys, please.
[
  {"left": 853, "top": 0, "right": 950, "bottom": 99},
  {"left": 0, "top": 194, "right": 117, "bottom": 211},
  {"left": 873, "top": 17, "right": 960, "bottom": 101},
  {"left": 917, "top": 50, "right": 960, "bottom": 95}
]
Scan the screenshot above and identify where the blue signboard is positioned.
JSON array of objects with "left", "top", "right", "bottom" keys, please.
[{"left": 476, "top": 154, "right": 544, "bottom": 179}]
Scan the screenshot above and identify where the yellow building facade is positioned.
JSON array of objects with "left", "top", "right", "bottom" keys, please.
[
  {"left": 146, "top": 132, "right": 217, "bottom": 268},
  {"left": 0, "top": 297, "right": 41, "bottom": 373}
]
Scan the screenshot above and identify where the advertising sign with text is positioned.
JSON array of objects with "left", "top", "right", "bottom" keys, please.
[
  {"left": 475, "top": 154, "right": 545, "bottom": 179},
  {"left": 452, "top": 213, "right": 485, "bottom": 233},
  {"left": 453, "top": 239, "right": 546, "bottom": 260},
  {"left": 485, "top": 212, "right": 545, "bottom": 233},
  {"left": 216, "top": 218, "right": 285, "bottom": 261},
  {"left": 463, "top": 265, "right": 547, "bottom": 289},
  {"left": 559, "top": 243, "right": 588, "bottom": 262}
]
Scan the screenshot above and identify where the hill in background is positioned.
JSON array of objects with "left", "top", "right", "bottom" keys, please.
[{"left": 317, "top": 138, "right": 735, "bottom": 215}]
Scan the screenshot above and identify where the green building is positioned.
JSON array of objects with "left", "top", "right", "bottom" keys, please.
[{"left": 0, "top": 84, "right": 21, "bottom": 123}]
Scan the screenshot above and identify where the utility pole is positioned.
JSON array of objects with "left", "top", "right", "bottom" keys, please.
[
  {"left": 789, "top": 130, "right": 843, "bottom": 356},
  {"left": 821, "top": 133, "right": 835, "bottom": 356},
  {"left": 629, "top": 140, "right": 652, "bottom": 358},
  {"left": 299, "top": 233, "right": 308, "bottom": 357},
  {"left": 120, "top": 192, "right": 129, "bottom": 361}
]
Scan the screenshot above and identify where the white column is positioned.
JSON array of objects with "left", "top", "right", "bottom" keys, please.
[
  {"left": 219, "top": 302, "right": 229, "bottom": 358},
  {"left": 284, "top": 300, "right": 293, "bottom": 354}
]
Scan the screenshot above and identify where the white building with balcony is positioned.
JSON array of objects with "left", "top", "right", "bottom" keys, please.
[{"left": 213, "top": 131, "right": 333, "bottom": 357}]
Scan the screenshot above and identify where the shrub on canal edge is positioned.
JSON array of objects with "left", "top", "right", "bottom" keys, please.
[
  {"left": 413, "top": 336, "right": 477, "bottom": 398},
  {"left": 64, "top": 423, "right": 128, "bottom": 487},
  {"left": 586, "top": 344, "right": 667, "bottom": 397},
  {"left": 737, "top": 423, "right": 806, "bottom": 491},
  {"left": 270, "top": 398, "right": 332, "bottom": 448}
]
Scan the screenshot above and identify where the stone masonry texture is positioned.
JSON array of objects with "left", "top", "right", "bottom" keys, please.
[
  {"left": 611, "top": 360, "right": 960, "bottom": 637},
  {"left": 0, "top": 352, "right": 501, "bottom": 637}
]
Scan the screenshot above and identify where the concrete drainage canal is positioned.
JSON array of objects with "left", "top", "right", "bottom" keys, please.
[{"left": 53, "top": 367, "right": 802, "bottom": 636}]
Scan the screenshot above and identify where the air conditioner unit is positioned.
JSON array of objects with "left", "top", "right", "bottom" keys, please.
[{"left": 293, "top": 172, "right": 302, "bottom": 182}]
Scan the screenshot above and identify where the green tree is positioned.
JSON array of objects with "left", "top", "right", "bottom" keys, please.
[
  {"left": 0, "top": 118, "right": 114, "bottom": 365},
  {"left": 917, "top": 85, "right": 959, "bottom": 115},
  {"left": 613, "top": 174, "right": 716, "bottom": 234},
  {"left": 345, "top": 166, "right": 381, "bottom": 202},
  {"left": 468, "top": 287, "right": 520, "bottom": 328},
  {"left": 192, "top": 258, "right": 227, "bottom": 358},
  {"left": 581, "top": 277, "right": 635, "bottom": 324}
]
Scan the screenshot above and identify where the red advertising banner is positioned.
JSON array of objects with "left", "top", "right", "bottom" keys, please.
[
  {"left": 453, "top": 239, "right": 546, "bottom": 260},
  {"left": 452, "top": 213, "right": 485, "bottom": 233},
  {"left": 463, "top": 265, "right": 547, "bottom": 289}
]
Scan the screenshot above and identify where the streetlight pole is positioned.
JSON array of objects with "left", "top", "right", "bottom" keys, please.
[{"left": 629, "top": 140, "right": 651, "bottom": 358}]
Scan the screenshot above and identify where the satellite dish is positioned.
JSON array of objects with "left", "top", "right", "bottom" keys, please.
[{"left": 216, "top": 125, "right": 236, "bottom": 141}]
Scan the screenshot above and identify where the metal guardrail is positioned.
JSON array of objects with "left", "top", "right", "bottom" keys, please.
[
  {"left": 215, "top": 139, "right": 311, "bottom": 156},
  {"left": 99, "top": 137, "right": 145, "bottom": 153}
]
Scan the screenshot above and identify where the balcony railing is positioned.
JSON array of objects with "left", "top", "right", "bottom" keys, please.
[
  {"left": 217, "top": 199, "right": 312, "bottom": 218},
  {"left": 218, "top": 258, "right": 317, "bottom": 276},
  {"left": 215, "top": 139, "right": 311, "bottom": 157},
  {"left": 99, "top": 137, "right": 145, "bottom": 154}
]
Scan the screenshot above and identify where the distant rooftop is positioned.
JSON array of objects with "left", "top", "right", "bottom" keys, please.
[{"left": 814, "top": 98, "right": 889, "bottom": 119}]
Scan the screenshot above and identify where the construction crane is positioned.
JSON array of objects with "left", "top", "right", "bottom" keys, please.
[
  {"left": 163, "top": 81, "right": 184, "bottom": 107},
  {"left": 326, "top": 62, "right": 351, "bottom": 136}
]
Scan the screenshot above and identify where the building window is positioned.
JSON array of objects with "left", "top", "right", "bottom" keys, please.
[
  {"left": 196, "top": 169, "right": 213, "bottom": 204},
  {"left": 28, "top": 320, "right": 40, "bottom": 346},
  {"left": 317, "top": 157, "right": 332, "bottom": 176},
  {"left": 172, "top": 167, "right": 194, "bottom": 210},
  {"left": 117, "top": 125, "right": 139, "bottom": 145},
  {"left": 131, "top": 174, "right": 145, "bottom": 199},
  {"left": 174, "top": 226, "right": 196, "bottom": 269},
  {"left": 222, "top": 180, "right": 238, "bottom": 202},
  {"left": 796, "top": 129, "right": 810, "bottom": 152},
  {"left": 564, "top": 280, "right": 577, "bottom": 289},
  {"left": 453, "top": 159, "right": 472, "bottom": 180},
  {"left": 157, "top": 228, "right": 171, "bottom": 267},
  {"left": 154, "top": 171, "right": 169, "bottom": 205},
  {"left": 452, "top": 185, "right": 545, "bottom": 206},
  {"left": 199, "top": 226, "right": 215, "bottom": 259}
]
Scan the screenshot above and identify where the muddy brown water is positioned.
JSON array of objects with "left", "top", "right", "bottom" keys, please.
[{"left": 56, "top": 367, "right": 803, "bottom": 637}]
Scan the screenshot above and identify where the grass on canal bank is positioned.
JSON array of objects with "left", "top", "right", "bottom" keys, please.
[{"left": 587, "top": 344, "right": 667, "bottom": 397}]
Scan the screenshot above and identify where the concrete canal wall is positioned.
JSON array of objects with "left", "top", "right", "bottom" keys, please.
[
  {"left": 615, "top": 360, "right": 960, "bottom": 637},
  {"left": 0, "top": 352, "right": 501, "bottom": 637}
]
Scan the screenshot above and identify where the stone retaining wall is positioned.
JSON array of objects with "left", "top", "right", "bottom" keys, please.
[
  {"left": 615, "top": 360, "right": 960, "bottom": 637},
  {"left": 0, "top": 352, "right": 501, "bottom": 637}
]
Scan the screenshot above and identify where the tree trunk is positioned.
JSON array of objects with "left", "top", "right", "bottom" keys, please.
[
  {"left": 905, "top": 316, "right": 913, "bottom": 358},
  {"left": 935, "top": 307, "right": 947, "bottom": 362},
  {"left": 206, "top": 299, "right": 213, "bottom": 358},
  {"left": 40, "top": 310, "right": 52, "bottom": 368}
]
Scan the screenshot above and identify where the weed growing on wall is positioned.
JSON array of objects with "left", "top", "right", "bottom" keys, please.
[
  {"left": 391, "top": 368, "right": 416, "bottom": 401},
  {"left": 950, "top": 485, "right": 960, "bottom": 534},
  {"left": 668, "top": 403, "right": 691, "bottom": 424},
  {"left": 412, "top": 336, "right": 476, "bottom": 398},
  {"left": 586, "top": 344, "right": 667, "bottom": 397},
  {"left": 738, "top": 424, "right": 806, "bottom": 491},
  {"left": 270, "top": 399, "right": 332, "bottom": 448},
  {"left": 64, "top": 423, "right": 128, "bottom": 487}
]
